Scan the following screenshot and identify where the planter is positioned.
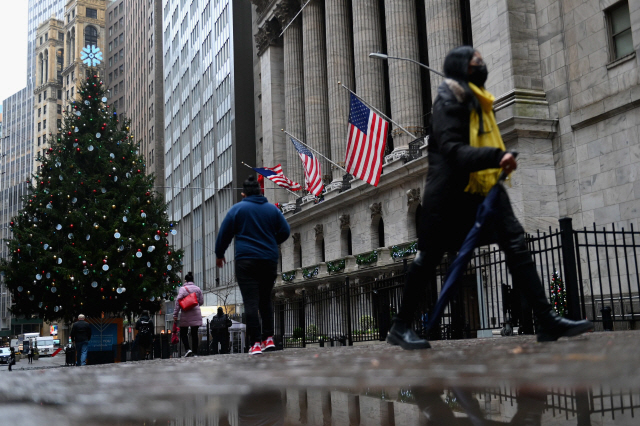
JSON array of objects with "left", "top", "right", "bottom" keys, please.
[{"left": 33, "top": 354, "right": 40, "bottom": 361}]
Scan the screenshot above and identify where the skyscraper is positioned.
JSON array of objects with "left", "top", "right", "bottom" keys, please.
[{"left": 162, "top": 0, "right": 255, "bottom": 304}]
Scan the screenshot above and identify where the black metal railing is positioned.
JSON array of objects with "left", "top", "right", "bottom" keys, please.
[{"left": 274, "top": 218, "right": 640, "bottom": 346}]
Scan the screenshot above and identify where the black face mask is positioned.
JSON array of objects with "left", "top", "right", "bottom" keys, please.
[{"left": 469, "top": 64, "right": 488, "bottom": 87}]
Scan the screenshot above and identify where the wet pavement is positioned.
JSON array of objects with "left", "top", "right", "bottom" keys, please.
[{"left": 1, "top": 331, "right": 639, "bottom": 425}]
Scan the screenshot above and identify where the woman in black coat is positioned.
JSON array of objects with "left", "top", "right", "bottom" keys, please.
[{"left": 386, "top": 46, "right": 593, "bottom": 349}]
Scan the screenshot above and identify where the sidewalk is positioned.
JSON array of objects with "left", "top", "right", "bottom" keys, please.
[
  {"left": 0, "top": 350, "right": 67, "bottom": 371},
  {"left": 0, "top": 331, "right": 638, "bottom": 425}
]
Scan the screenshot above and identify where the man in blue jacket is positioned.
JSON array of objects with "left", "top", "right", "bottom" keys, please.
[{"left": 215, "top": 175, "right": 290, "bottom": 355}]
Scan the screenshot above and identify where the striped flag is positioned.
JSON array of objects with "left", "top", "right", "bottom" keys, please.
[
  {"left": 252, "top": 165, "right": 301, "bottom": 191},
  {"left": 291, "top": 138, "right": 324, "bottom": 196},
  {"left": 345, "top": 93, "right": 389, "bottom": 186}
]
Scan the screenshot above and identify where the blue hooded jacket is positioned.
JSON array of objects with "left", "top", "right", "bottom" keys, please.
[{"left": 215, "top": 195, "right": 290, "bottom": 263}]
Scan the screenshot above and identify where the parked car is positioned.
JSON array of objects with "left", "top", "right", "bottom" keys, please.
[{"left": 0, "top": 347, "right": 11, "bottom": 364}]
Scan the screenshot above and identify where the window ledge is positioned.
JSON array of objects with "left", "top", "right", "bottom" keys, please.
[{"left": 606, "top": 52, "right": 636, "bottom": 70}]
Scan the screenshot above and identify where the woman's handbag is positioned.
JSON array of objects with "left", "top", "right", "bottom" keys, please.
[
  {"left": 171, "top": 322, "right": 180, "bottom": 345},
  {"left": 178, "top": 286, "right": 198, "bottom": 311}
]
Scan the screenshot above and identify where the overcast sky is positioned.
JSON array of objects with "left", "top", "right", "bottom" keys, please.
[{"left": 0, "top": 1, "right": 29, "bottom": 104}]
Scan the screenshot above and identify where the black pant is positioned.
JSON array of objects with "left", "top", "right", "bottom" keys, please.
[
  {"left": 399, "top": 186, "right": 552, "bottom": 325},
  {"left": 180, "top": 326, "right": 199, "bottom": 354},
  {"left": 28, "top": 354, "right": 33, "bottom": 363},
  {"left": 236, "top": 259, "right": 277, "bottom": 345},
  {"left": 211, "top": 332, "right": 229, "bottom": 354}
]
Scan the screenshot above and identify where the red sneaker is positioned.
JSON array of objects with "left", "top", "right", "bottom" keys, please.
[
  {"left": 249, "top": 342, "right": 263, "bottom": 355},
  {"left": 261, "top": 336, "right": 276, "bottom": 352}
]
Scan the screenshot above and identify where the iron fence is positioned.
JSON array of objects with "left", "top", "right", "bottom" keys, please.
[{"left": 274, "top": 218, "right": 640, "bottom": 347}]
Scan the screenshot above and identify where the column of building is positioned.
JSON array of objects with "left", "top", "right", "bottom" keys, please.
[
  {"left": 384, "top": 0, "right": 424, "bottom": 150},
  {"left": 425, "top": 0, "right": 463, "bottom": 98},
  {"left": 302, "top": 0, "right": 331, "bottom": 184},
  {"left": 351, "top": 0, "right": 386, "bottom": 113},
  {"left": 256, "top": 19, "right": 288, "bottom": 204},
  {"left": 324, "top": 0, "right": 354, "bottom": 183},
  {"left": 275, "top": 0, "right": 306, "bottom": 200}
]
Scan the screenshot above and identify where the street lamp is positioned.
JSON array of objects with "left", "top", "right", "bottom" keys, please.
[{"left": 369, "top": 53, "right": 445, "bottom": 77}]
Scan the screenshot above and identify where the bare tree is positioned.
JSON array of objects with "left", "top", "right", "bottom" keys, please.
[{"left": 210, "top": 275, "right": 236, "bottom": 313}]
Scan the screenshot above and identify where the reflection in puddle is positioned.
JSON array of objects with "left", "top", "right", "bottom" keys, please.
[{"left": 155, "top": 386, "right": 640, "bottom": 426}]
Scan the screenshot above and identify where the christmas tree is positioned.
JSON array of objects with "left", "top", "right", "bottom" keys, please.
[
  {"left": 550, "top": 271, "right": 568, "bottom": 317},
  {"left": 0, "top": 72, "right": 183, "bottom": 322}
]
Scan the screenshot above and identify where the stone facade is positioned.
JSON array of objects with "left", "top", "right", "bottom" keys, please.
[{"left": 251, "top": 0, "right": 640, "bottom": 299}]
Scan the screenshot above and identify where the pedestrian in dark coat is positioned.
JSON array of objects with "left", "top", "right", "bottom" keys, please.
[
  {"left": 70, "top": 314, "right": 92, "bottom": 365},
  {"left": 210, "top": 307, "right": 232, "bottom": 354},
  {"left": 215, "top": 175, "right": 290, "bottom": 355},
  {"left": 386, "top": 46, "right": 593, "bottom": 350},
  {"left": 8, "top": 348, "right": 15, "bottom": 371}
]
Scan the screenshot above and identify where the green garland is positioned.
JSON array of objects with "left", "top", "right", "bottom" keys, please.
[
  {"left": 302, "top": 265, "right": 319, "bottom": 279},
  {"left": 282, "top": 270, "right": 296, "bottom": 282},
  {"left": 356, "top": 250, "right": 378, "bottom": 265},
  {"left": 391, "top": 241, "right": 418, "bottom": 259},
  {"left": 326, "top": 259, "right": 346, "bottom": 273}
]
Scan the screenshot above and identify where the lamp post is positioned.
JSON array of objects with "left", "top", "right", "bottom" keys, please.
[{"left": 369, "top": 53, "right": 445, "bottom": 77}]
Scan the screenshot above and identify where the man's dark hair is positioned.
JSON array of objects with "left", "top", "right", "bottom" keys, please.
[
  {"left": 442, "top": 45, "right": 476, "bottom": 82},
  {"left": 243, "top": 175, "right": 261, "bottom": 196},
  {"left": 185, "top": 272, "right": 194, "bottom": 282}
]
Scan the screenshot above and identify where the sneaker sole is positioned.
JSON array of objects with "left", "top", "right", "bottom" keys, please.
[
  {"left": 537, "top": 321, "right": 594, "bottom": 342},
  {"left": 386, "top": 333, "right": 431, "bottom": 350}
]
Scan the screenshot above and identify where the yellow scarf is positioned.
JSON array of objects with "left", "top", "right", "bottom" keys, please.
[{"left": 464, "top": 82, "right": 507, "bottom": 196}]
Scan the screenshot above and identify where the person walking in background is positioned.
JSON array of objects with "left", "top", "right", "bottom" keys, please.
[
  {"left": 8, "top": 348, "right": 15, "bottom": 371},
  {"left": 27, "top": 346, "right": 34, "bottom": 364},
  {"left": 386, "top": 46, "right": 593, "bottom": 350},
  {"left": 210, "top": 307, "right": 232, "bottom": 354},
  {"left": 134, "top": 310, "right": 155, "bottom": 360},
  {"left": 70, "top": 314, "right": 92, "bottom": 365},
  {"left": 215, "top": 175, "right": 290, "bottom": 355},
  {"left": 173, "top": 272, "right": 203, "bottom": 357}
]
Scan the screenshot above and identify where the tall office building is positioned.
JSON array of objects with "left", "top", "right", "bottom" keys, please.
[
  {"left": 124, "top": 0, "right": 166, "bottom": 190},
  {"left": 105, "top": 1, "right": 126, "bottom": 113},
  {"left": 1, "top": 88, "right": 34, "bottom": 337},
  {"left": 162, "top": 0, "right": 255, "bottom": 305},
  {"left": 32, "top": 18, "right": 65, "bottom": 172}
]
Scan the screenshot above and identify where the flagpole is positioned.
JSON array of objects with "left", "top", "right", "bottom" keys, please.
[
  {"left": 241, "top": 162, "right": 301, "bottom": 198},
  {"left": 278, "top": 0, "right": 311, "bottom": 37},
  {"left": 338, "top": 82, "right": 417, "bottom": 140},
  {"left": 282, "top": 130, "right": 349, "bottom": 174}
]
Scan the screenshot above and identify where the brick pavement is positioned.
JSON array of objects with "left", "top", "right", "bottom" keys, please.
[{"left": 0, "top": 331, "right": 638, "bottom": 425}]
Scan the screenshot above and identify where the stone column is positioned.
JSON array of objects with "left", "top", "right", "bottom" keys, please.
[
  {"left": 256, "top": 20, "right": 287, "bottom": 204},
  {"left": 384, "top": 0, "right": 424, "bottom": 150},
  {"left": 352, "top": 0, "right": 386, "bottom": 112},
  {"left": 425, "top": 0, "right": 463, "bottom": 100},
  {"left": 302, "top": 0, "right": 331, "bottom": 185},
  {"left": 275, "top": 0, "right": 306, "bottom": 200},
  {"left": 325, "top": 0, "right": 355, "bottom": 182}
]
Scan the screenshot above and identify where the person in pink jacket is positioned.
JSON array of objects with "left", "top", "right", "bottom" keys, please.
[{"left": 173, "top": 272, "right": 204, "bottom": 357}]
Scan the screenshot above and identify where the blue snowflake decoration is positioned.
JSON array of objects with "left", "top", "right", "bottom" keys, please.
[{"left": 81, "top": 45, "right": 103, "bottom": 67}]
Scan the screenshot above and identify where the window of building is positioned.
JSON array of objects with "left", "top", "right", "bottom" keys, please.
[
  {"left": 71, "top": 87, "right": 74, "bottom": 97},
  {"left": 85, "top": 26, "right": 98, "bottom": 47},
  {"left": 378, "top": 218, "right": 385, "bottom": 248},
  {"left": 59, "top": 31, "right": 64, "bottom": 41},
  {"left": 86, "top": 8, "right": 97, "bottom": 19},
  {"left": 57, "top": 104, "right": 62, "bottom": 114},
  {"left": 57, "top": 119, "right": 62, "bottom": 129},
  {"left": 109, "top": 72, "right": 113, "bottom": 83},
  {"left": 38, "top": 136, "right": 41, "bottom": 146},
  {"left": 114, "top": 68, "right": 118, "bottom": 78},
  {"left": 38, "top": 108, "right": 41, "bottom": 117},
  {"left": 44, "top": 90, "right": 47, "bottom": 99},
  {"left": 109, "top": 11, "right": 112, "bottom": 22},
  {"left": 109, "top": 57, "right": 112, "bottom": 67},
  {"left": 606, "top": 1, "right": 634, "bottom": 60},
  {"left": 109, "top": 42, "right": 112, "bottom": 52},
  {"left": 43, "top": 105, "right": 46, "bottom": 114},
  {"left": 40, "top": 36, "right": 43, "bottom": 45},
  {"left": 38, "top": 93, "right": 42, "bottom": 102},
  {"left": 119, "top": 3, "right": 123, "bottom": 13},
  {"left": 72, "top": 71, "right": 75, "bottom": 81},
  {"left": 109, "top": 26, "right": 112, "bottom": 36},
  {"left": 57, "top": 90, "right": 62, "bottom": 99},
  {"left": 43, "top": 119, "right": 46, "bottom": 129},
  {"left": 114, "top": 21, "right": 118, "bottom": 31},
  {"left": 38, "top": 122, "right": 41, "bottom": 131},
  {"left": 45, "top": 34, "right": 48, "bottom": 41}
]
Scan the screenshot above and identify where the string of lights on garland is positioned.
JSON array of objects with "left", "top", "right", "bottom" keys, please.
[
  {"left": 326, "top": 259, "right": 346, "bottom": 273},
  {"left": 391, "top": 241, "right": 418, "bottom": 259},
  {"left": 281, "top": 270, "right": 296, "bottom": 282},
  {"left": 356, "top": 250, "right": 378, "bottom": 266},
  {"left": 0, "top": 71, "right": 184, "bottom": 322},
  {"left": 302, "top": 266, "right": 319, "bottom": 279},
  {"left": 549, "top": 271, "right": 568, "bottom": 317}
]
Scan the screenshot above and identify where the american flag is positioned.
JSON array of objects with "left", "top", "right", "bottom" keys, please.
[
  {"left": 291, "top": 138, "right": 324, "bottom": 196},
  {"left": 252, "top": 165, "right": 301, "bottom": 191},
  {"left": 345, "top": 93, "right": 389, "bottom": 186}
]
